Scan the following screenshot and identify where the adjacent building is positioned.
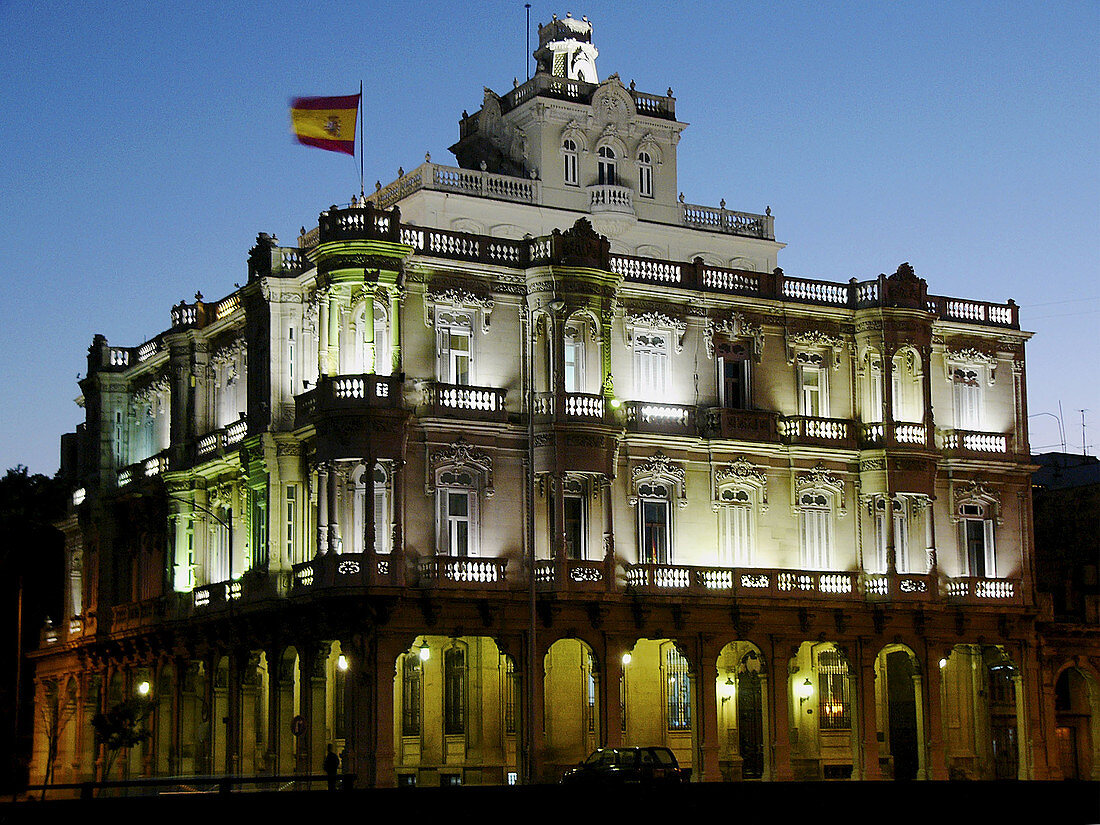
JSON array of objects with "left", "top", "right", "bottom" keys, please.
[{"left": 31, "top": 14, "right": 1097, "bottom": 787}]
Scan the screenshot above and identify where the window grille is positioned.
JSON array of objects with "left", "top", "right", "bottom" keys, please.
[
  {"left": 504, "top": 656, "right": 516, "bottom": 735},
  {"left": 818, "top": 650, "right": 851, "bottom": 730},
  {"left": 666, "top": 646, "right": 692, "bottom": 731},
  {"left": 402, "top": 652, "right": 421, "bottom": 736},
  {"left": 444, "top": 647, "right": 466, "bottom": 735}
]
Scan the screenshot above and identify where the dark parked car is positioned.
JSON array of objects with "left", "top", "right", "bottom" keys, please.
[{"left": 561, "top": 747, "right": 687, "bottom": 785}]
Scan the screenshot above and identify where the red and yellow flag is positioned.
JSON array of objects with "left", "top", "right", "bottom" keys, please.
[{"left": 289, "top": 94, "right": 360, "bottom": 155}]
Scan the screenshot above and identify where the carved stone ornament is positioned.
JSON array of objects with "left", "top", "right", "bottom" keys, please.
[
  {"left": 426, "top": 437, "right": 494, "bottom": 497},
  {"left": 944, "top": 347, "right": 997, "bottom": 385},
  {"left": 425, "top": 287, "right": 494, "bottom": 333},
  {"left": 785, "top": 330, "right": 844, "bottom": 370},
  {"left": 625, "top": 311, "right": 687, "bottom": 352},
  {"left": 590, "top": 75, "right": 634, "bottom": 131},
  {"left": 794, "top": 463, "right": 846, "bottom": 517},
  {"left": 704, "top": 313, "right": 764, "bottom": 360},
  {"left": 211, "top": 337, "right": 247, "bottom": 367},
  {"left": 950, "top": 479, "right": 1002, "bottom": 524},
  {"left": 629, "top": 451, "right": 687, "bottom": 509},
  {"left": 714, "top": 457, "right": 768, "bottom": 512}
]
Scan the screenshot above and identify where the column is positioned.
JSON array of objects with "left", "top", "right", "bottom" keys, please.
[
  {"left": 389, "top": 292, "right": 401, "bottom": 374},
  {"left": 327, "top": 292, "right": 340, "bottom": 376},
  {"left": 768, "top": 638, "right": 794, "bottom": 781},
  {"left": 298, "top": 643, "right": 329, "bottom": 775},
  {"left": 327, "top": 464, "right": 340, "bottom": 553},
  {"left": 599, "top": 636, "right": 624, "bottom": 749},
  {"left": 363, "top": 292, "right": 376, "bottom": 373},
  {"left": 858, "top": 642, "right": 882, "bottom": 780},
  {"left": 371, "top": 636, "right": 405, "bottom": 788},
  {"left": 924, "top": 647, "right": 948, "bottom": 780},
  {"left": 391, "top": 460, "right": 405, "bottom": 585},
  {"left": 225, "top": 650, "right": 243, "bottom": 775},
  {"left": 529, "top": 639, "right": 548, "bottom": 782},
  {"left": 169, "top": 658, "right": 185, "bottom": 776},
  {"left": 1019, "top": 643, "right": 1053, "bottom": 779},
  {"left": 318, "top": 294, "right": 329, "bottom": 377},
  {"left": 363, "top": 456, "right": 375, "bottom": 556},
  {"left": 552, "top": 474, "right": 566, "bottom": 581},
  {"left": 316, "top": 464, "right": 329, "bottom": 554},
  {"left": 694, "top": 642, "right": 722, "bottom": 782},
  {"left": 601, "top": 477, "right": 615, "bottom": 587},
  {"left": 912, "top": 670, "right": 927, "bottom": 779},
  {"left": 341, "top": 636, "right": 372, "bottom": 788}
]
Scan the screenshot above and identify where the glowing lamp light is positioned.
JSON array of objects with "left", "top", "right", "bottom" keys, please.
[
  {"left": 797, "top": 678, "right": 814, "bottom": 700},
  {"left": 720, "top": 676, "right": 735, "bottom": 701},
  {"left": 939, "top": 657, "right": 948, "bottom": 670},
  {"left": 609, "top": 398, "right": 622, "bottom": 409},
  {"left": 337, "top": 654, "right": 349, "bottom": 671},
  {"left": 418, "top": 642, "right": 431, "bottom": 662},
  {"left": 621, "top": 652, "right": 632, "bottom": 666},
  {"left": 137, "top": 681, "right": 151, "bottom": 697}
]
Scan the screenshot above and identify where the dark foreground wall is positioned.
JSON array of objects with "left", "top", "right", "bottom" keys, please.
[{"left": 3, "top": 781, "right": 1099, "bottom": 825}]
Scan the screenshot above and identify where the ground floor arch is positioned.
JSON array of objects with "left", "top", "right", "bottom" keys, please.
[
  {"left": 1055, "top": 664, "right": 1100, "bottom": 780},
  {"left": 716, "top": 641, "right": 769, "bottom": 780}
]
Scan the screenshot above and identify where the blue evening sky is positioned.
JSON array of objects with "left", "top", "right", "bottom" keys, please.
[{"left": 1, "top": 1, "right": 1097, "bottom": 474}]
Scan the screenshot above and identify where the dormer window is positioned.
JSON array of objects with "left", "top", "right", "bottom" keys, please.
[
  {"left": 563, "top": 139, "right": 578, "bottom": 186},
  {"left": 598, "top": 146, "right": 617, "bottom": 186},
  {"left": 638, "top": 151, "right": 653, "bottom": 198}
]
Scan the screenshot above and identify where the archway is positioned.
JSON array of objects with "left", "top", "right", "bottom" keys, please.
[
  {"left": 1055, "top": 666, "right": 1100, "bottom": 780},
  {"left": 875, "top": 645, "right": 923, "bottom": 780},
  {"left": 543, "top": 638, "right": 599, "bottom": 775},
  {"left": 621, "top": 638, "right": 694, "bottom": 774},
  {"left": 716, "top": 641, "right": 768, "bottom": 780},
  {"left": 790, "top": 641, "right": 856, "bottom": 780}
]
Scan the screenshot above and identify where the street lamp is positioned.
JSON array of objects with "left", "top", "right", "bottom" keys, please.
[
  {"left": 797, "top": 677, "right": 813, "bottom": 709},
  {"left": 137, "top": 680, "right": 151, "bottom": 697}
]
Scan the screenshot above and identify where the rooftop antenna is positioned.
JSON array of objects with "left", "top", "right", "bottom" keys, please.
[
  {"left": 525, "top": 4, "right": 532, "bottom": 80},
  {"left": 1079, "top": 408, "right": 1089, "bottom": 456}
]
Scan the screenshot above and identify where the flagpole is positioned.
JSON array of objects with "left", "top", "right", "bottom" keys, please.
[{"left": 359, "top": 80, "right": 365, "bottom": 199}]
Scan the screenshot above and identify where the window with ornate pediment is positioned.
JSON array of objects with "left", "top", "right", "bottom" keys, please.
[
  {"left": 436, "top": 312, "right": 473, "bottom": 385},
  {"left": 631, "top": 454, "right": 686, "bottom": 565},
  {"left": 798, "top": 490, "right": 834, "bottom": 570},
  {"left": 952, "top": 366, "right": 982, "bottom": 430},
  {"left": 714, "top": 458, "right": 767, "bottom": 567},
  {"left": 952, "top": 481, "right": 1000, "bottom": 578},
  {"left": 428, "top": 439, "right": 492, "bottom": 559},
  {"left": 871, "top": 496, "right": 912, "bottom": 573}
]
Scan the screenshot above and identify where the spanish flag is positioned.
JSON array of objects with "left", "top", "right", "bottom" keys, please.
[{"left": 290, "top": 94, "right": 360, "bottom": 155}]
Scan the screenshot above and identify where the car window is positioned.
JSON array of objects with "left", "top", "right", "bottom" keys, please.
[
  {"left": 639, "top": 750, "right": 657, "bottom": 765},
  {"left": 650, "top": 748, "right": 676, "bottom": 765},
  {"left": 598, "top": 751, "right": 618, "bottom": 767}
]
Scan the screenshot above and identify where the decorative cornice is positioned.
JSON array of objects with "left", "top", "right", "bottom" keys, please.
[
  {"left": 625, "top": 310, "right": 687, "bottom": 352},
  {"left": 786, "top": 330, "right": 844, "bottom": 370},
  {"left": 951, "top": 479, "right": 1002, "bottom": 524},
  {"left": 426, "top": 286, "right": 494, "bottom": 333},
  {"left": 704, "top": 313, "right": 764, "bottom": 360},
  {"left": 795, "top": 463, "right": 847, "bottom": 516},
  {"left": 426, "top": 437, "right": 494, "bottom": 496},
  {"left": 714, "top": 457, "right": 768, "bottom": 511},
  {"left": 629, "top": 451, "right": 687, "bottom": 508}
]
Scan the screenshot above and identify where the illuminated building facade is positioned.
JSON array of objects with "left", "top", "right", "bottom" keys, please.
[{"left": 31, "top": 14, "right": 1098, "bottom": 786}]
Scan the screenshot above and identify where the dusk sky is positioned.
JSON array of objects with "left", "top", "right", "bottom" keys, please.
[{"left": 1, "top": 1, "right": 1096, "bottom": 475}]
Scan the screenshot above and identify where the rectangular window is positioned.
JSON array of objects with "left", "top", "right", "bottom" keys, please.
[
  {"left": 504, "top": 657, "right": 516, "bottom": 735},
  {"left": 632, "top": 330, "right": 669, "bottom": 400},
  {"left": 374, "top": 476, "right": 389, "bottom": 554},
  {"left": 564, "top": 333, "right": 584, "bottom": 393},
  {"left": 439, "top": 489, "right": 472, "bottom": 557},
  {"left": 952, "top": 368, "right": 982, "bottom": 430},
  {"left": 666, "top": 647, "right": 692, "bottom": 731},
  {"left": 285, "top": 485, "right": 297, "bottom": 564},
  {"left": 719, "top": 355, "right": 750, "bottom": 409},
  {"left": 800, "top": 365, "right": 826, "bottom": 417},
  {"left": 961, "top": 513, "right": 996, "bottom": 577},
  {"left": 639, "top": 163, "right": 653, "bottom": 198},
  {"left": 799, "top": 494, "right": 832, "bottom": 569},
  {"left": 438, "top": 327, "right": 472, "bottom": 385},
  {"left": 818, "top": 651, "right": 851, "bottom": 730},
  {"left": 874, "top": 498, "right": 911, "bottom": 573},
  {"left": 564, "top": 152, "right": 578, "bottom": 186},
  {"left": 287, "top": 327, "right": 295, "bottom": 385},
  {"left": 564, "top": 494, "right": 586, "bottom": 560},
  {"left": 867, "top": 360, "right": 884, "bottom": 422},
  {"left": 639, "top": 498, "right": 670, "bottom": 564},
  {"left": 444, "top": 648, "right": 466, "bottom": 735},
  {"left": 402, "top": 652, "right": 421, "bottom": 737},
  {"left": 249, "top": 485, "right": 268, "bottom": 570},
  {"left": 720, "top": 502, "right": 753, "bottom": 566}
]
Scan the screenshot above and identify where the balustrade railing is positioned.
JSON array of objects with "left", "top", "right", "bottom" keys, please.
[
  {"left": 940, "top": 429, "right": 1009, "bottom": 455},
  {"left": 588, "top": 184, "right": 634, "bottom": 215},
  {"left": 418, "top": 555, "right": 508, "bottom": 587},
  {"left": 610, "top": 254, "right": 681, "bottom": 284},
  {"left": 860, "top": 421, "right": 930, "bottom": 449},
  {"left": 780, "top": 416, "right": 856, "bottom": 447},
  {"left": 422, "top": 382, "right": 507, "bottom": 421},
  {"left": 681, "top": 203, "right": 773, "bottom": 239},
  {"left": 535, "top": 391, "right": 607, "bottom": 422},
  {"left": 535, "top": 558, "right": 607, "bottom": 590},
  {"left": 624, "top": 401, "right": 697, "bottom": 435},
  {"left": 296, "top": 374, "right": 401, "bottom": 426},
  {"left": 225, "top": 418, "right": 248, "bottom": 445},
  {"left": 704, "top": 407, "right": 780, "bottom": 441},
  {"left": 944, "top": 576, "right": 1020, "bottom": 604}
]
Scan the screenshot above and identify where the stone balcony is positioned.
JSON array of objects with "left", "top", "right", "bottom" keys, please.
[
  {"left": 416, "top": 555, "right": 509, "bottom": 590},
  {"left": 860, "top": 421, "right": 933, "bottom": 450},
  {"left": 290, "top": 553, "right": 401, "bottom": 593},
  {"left": 624, "top": 401, "right": 698, "bottom": 436},
  {"left": 420, "top": 381, "right": 508, "bottom": 422},
  {"left": 703, "top": 408, "right": 781, "bottom": 442},
  {"left": 778, "top": 416, "right": 858, "bottom": 449},
  {"left": 295, "top": 373, "right": 401, "bottom": 428},
  {"left": 534, "top": 391, "right": 613, "bottom": 425},
  {"left": 939, "top": 429, "right": 1013, "bottom": 459},
  {"left": 535, "top": 558, "right": 612, "bottom": 593}
]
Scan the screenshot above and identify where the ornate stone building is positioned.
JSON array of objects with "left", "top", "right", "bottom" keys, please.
[{"left": 31, "top": 14, "right": 1096, "bottom": 787}]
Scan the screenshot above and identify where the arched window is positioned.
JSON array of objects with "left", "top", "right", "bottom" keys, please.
[
  {"left": 563, "top": 139, "right": 578, "bottom": 186},
  {"left": 718, "top": 488, "right": 754, "bottom": 566},
  {"left": 817, "top": 649, "right": 851, "bottom": 730},
  {"left": 952, "top": 366, "right": 982, "bottom": 430},
  {"left": 563, "top": 322, "right": 586, "bottom": 393},
  {"left": 597, "top": 146, "right": 616, "bottom": 186},
  {"left": 637, "top": 150, "right": 653, "bottom": 197},
  {"left": 664, "top": 644, "right": 691, "bottom": 731}
]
